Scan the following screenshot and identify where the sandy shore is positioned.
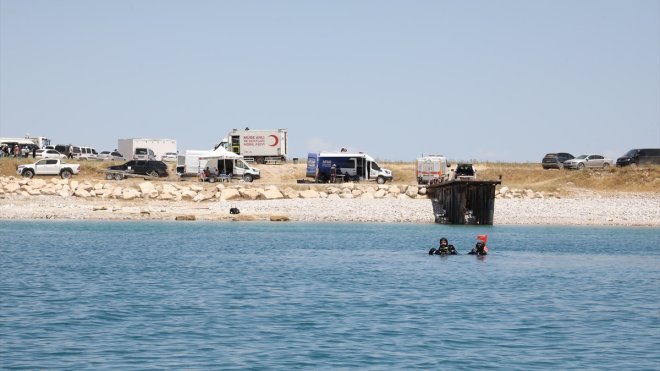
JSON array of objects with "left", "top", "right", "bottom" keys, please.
[{"left": 1, "top": 191, "right": 659, "bottom": 226}]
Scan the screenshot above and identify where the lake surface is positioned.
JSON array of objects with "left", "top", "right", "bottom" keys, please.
[{"left": 1, "top": 221, "right": 659, "bottom": 370}]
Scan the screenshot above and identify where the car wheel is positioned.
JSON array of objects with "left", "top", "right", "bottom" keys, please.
[
  {"left": 377, "top": 176, "right": 386, "bottom": 184},
  {"left": 105, "top": 173, "right": 114, "bottom": 180},
  {"left": 114, "top": 173, "right": 124, "bottom": 181},
  {"left": 149, "top": 170, "right": 159, "bottom": 178},
  {"left": 577, "top": 163, "right": 585, "bottom": 170},
  {"left": 602, "top": 163, "right": 610, "bottom": 169},
  {"left": 243, "top": 174, "right": 253, "bottom": 182},
  {"left": 22, "top": 169, "right": 34, "bottom": 179},
  {"left": 60, "top": 169, "right": 73, "bottom": 179}
]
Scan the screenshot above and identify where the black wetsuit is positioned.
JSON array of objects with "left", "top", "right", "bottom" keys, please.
[
  {"left": 468, "top": 245, "right": 487, "bottom": 255},
  {"left": 429, "top": 245, "right": 457, "bottom": 255}
]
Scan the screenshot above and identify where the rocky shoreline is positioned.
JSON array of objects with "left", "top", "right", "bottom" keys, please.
[{"left": 1, "top": 176, "right": 659, "bottom": 226}]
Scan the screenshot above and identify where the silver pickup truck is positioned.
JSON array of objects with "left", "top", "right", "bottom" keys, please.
[{"left": 16, "top": 159, "right": 81, "bottom": 179}]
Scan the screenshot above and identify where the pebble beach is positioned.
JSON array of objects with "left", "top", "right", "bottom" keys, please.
[{"left": 1, "top": 186, "right": 658, "bottom": 226}]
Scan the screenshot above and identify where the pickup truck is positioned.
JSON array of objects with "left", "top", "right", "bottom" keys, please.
[{"left": 16, "top": 159, "right": 81, "bottom": 179}]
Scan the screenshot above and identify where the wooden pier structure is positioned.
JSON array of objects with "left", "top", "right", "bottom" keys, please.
[{"left": 426, "top": 179, "right": 501, "bottom": 225}]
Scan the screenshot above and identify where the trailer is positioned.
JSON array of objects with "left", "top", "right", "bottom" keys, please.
[
  {"left": 117, "top": 138, "right": 177, "bottom": 162},
  {"left": 306, "top": 152, "right": 393, "bottom": 184},
  {"left": 217, "top": 128, "right": 288, "bottom": 164}
]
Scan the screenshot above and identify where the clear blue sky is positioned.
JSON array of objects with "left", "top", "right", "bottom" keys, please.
[{"left": 1, "top": 0, "right": 659, "bottom": 162}]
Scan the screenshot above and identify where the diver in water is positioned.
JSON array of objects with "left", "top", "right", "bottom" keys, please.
[
  {"left": 468, "top": 240, "right": 488, "bottom": 255},
  {"left": 429, "top": 237, "right": 457, "bottom": 255}
]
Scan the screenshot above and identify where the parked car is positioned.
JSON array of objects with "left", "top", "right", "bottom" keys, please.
[
  {"left": 563, "top": 154, "right": 614, "bottom": 170},
  {"left": 542, "top": 152, "right": 574, "bottom": 169},
  {"left": 35, "top": 149, "right": 66, "bottom": 159},
  {"left": 108, "top": 160, "right": 169, "bottom": 178},
  {"left": 98, "top": 151, "right": 125, "bottom": 161},
  {"left": 161, "top": 152, "right": 178, "bottom": 162},
  {"left": 79, "top": 146, "right": 98, "bottom": 160},
  {"left": 616, "top": 148, "right": 660, "bottom": 167},
  {"left": 452, "top": 163, "right": 476, "bottom": 180}
]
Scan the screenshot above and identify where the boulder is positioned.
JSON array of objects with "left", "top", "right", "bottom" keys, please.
[
  {"left": 181, "top": 190, "right": 198, "bottom": 199},
  {"left": 28, "top": 179, "right": 47, "bottom": 189},
  {"left": 74, "top": 189, "right": 91, "bottom": 198},
  {"left": 5, "top": 183, "right": 20, "bottom": 193},
  {"left": 26, "top": 187, "right": 42, "bottom": 196},
  {"left": 162, "top": 184, "right": 178, "bottom": 194},
  {"left": 193, "top": 191, "right": 215, "bottom": 202},
  {"left": 220, "top": 188, "right": 242, "bottom": 201},
  {"left": 121, "top": 188, "right": 141, "bottom": 200},
  {"left": 74, "top": 183, "right": 93, "bottom": 194},
  {"left": 239, "top": 188, "right": 260, "bottom": 200},
  {"left": 260, "top": 188, "right": 284, "bottom": 200},
  {"left": 374, "top": 189, "right": 388, "bottom": 198},
  {"left": 405, "top": 186, "right": 419, "bottom": 198},
  {"left": 270, "top": 214, "right": 290, "bottom": 222},
  {"left": 139, "top": 182, "right": 158, "bottom": 198},
  {"left": 281, "top": 188, "right": 300, "bottom": 199},
  {"left": 300, "top": 189, "right": 320, "bottom": 199},
  {"left": 175, "top": 215, "right": 196, "bottom": 221},
  {"left": 158, "top": 192, "right": 176, "bottom": 201}
]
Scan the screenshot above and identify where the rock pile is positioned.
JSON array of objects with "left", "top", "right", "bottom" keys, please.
[
  {"left": 0, "top": 177, "right": 429, "bottom": 202},
  {"left": 0, "top": 177, "right": 558, "bottom": 202},
  {"left": 496, "top": 186, "right": 560, "bottom": 199}
]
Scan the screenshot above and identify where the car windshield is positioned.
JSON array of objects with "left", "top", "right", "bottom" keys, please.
[
  {"left": 575, "top": 155, "right": 587, "bottom": 159},
  {"left": 624, "top": 149, "right": 637, "bottom": 157}
]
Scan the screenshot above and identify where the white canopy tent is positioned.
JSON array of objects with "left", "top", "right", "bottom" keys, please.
[{"left": 198, "top": 146, "right": 241, "bottom": 160}]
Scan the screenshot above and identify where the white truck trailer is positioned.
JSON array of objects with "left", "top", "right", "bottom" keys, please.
[
  {"left": 117, "top": 138, "right": 177, "bottom": 161},
  {"left": 217, "top": 128, "right": 288, "bottom": 164}
]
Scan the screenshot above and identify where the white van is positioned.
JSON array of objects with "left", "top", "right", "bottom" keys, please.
[
  {"left": 79, "top": 146, "right": 98, "bottom": 160},
  {"left": 134, "top": 147, "right": 156, "bottom": 160}
]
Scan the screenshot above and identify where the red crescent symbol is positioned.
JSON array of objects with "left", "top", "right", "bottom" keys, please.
[{"left": 269, "top": 135, "right": 279, "bottom": 147}]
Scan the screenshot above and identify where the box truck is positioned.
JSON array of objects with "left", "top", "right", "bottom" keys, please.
[
  {"left": 416, "top": 155, "right": 450, "bottom": 184},
  {"left": 176, "top": 148, "right": 260, "bottom": 182},
  {"left": 306, "top": 152, "right": 393, "bottom": 184},
  {"left": 217, "top": 128, "right": 287, "bottom": 164},
  {"left": 118, "top": 138, "right": 177, "bottom": 161}
]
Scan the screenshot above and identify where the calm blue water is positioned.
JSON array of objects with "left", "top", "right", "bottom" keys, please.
[{"left": 1, "top": 221, "right": 659, "bottom": 370}]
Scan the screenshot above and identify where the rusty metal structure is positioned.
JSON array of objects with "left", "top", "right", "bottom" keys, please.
[{"left": 426, "top": 179, "right": 501, "bottom": 225}]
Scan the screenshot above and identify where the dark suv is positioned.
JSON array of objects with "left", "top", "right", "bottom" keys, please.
[
  {"left": 108, "top": 160, "right": 169, "bottom": 177},
  {"left": 616, "top": 148, "right": 660, "bottom": 167},
  {"left": 542, "top": 152, "right": 574, "bottom": 169}
]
